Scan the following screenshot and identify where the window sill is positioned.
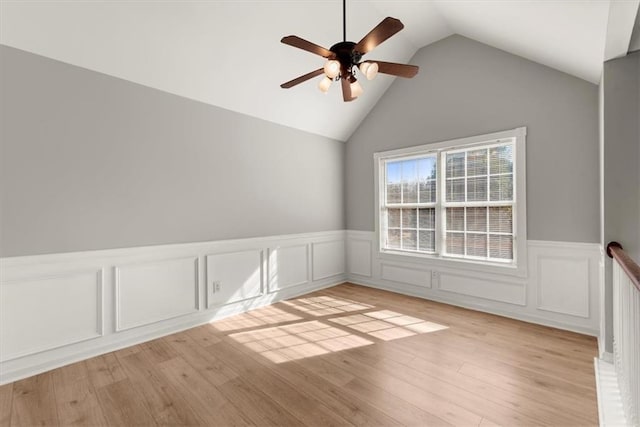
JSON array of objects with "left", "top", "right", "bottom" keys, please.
[{"left": 377, "top": 248, "right": 527, "bottom": 278}]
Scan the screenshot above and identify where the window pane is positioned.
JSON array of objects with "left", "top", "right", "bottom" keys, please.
[
  {"left": 402, "top": 230, "right": 417, "bottom": 250},
  {"left": 446, "top": 207, "right": 464, "bottom": 231},
  {"left": 467, "top": 149, "right": 487, "bottom": 176},
  {"left": 490, "top": 145, "right": 513, "bottom": 174},
  {"left": 402, "top": 160, "right": 418, "bottom": 203},
  {"left": 418, "top": 208, "right": 435, "bottom": 229},
  {"left": 489, "top": 206, "right": 512, "bottom": 233},
  {"left": 388, "top": 229, "right": 401, "bottom": 249},
  {"left": 419, "top": 230, "right": 435, "bottom": 252},
  {"left": 418, "top": 157, "right": 437, "bottom": 180},
  {"left": 489, "top": 235, "right": 513, "bottom": 260},
  {"left": 388, "top": 209, "right": 401, "bottom": 228},
  {"left": 446, "top": 232, "right": 464, "bottom": 255},
  {"left": 467, "top": 177, "right": 487, "bottom": 201},
  {"left": 446, "top": 178, "right": 465, "bottom": 202},
  {"left": 446, "top": 152, "right": 465, "bottom": 178},
  {"left": 490, "top": 175, "right": 513, "bottom": 201},
  {"left": 466, "top": 233, "right": 487, "bottom": 257},
  {"left": 419, "top": 180, "right": 436, "bottom": 203},
  {"left": 402, "top": 208, "right": 417, "bottom": 228},
  {"left": 466, "top": 207, "right": 487, "bottom": 232},
  {"left": 386, "top": 161, "right": 402, "bottom": 203}
]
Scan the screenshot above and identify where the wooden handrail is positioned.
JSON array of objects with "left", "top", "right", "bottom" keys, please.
[{"left": 607, "top": 241, "right": 640, "bottom": 292}]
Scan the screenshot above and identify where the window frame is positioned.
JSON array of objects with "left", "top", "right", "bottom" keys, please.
[{"left": 374, "top": 127, "right": 527, "bottom": 278}]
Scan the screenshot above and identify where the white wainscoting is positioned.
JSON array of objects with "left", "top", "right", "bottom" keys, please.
[
  {"left": 0, "top": 230, "right": 346, "bottom": 385},
  {"left": 206, "top": 250, "right": 264, "bottom": 308},
  {"left": 346, "top": 230, "right": 601, "bottom": 335},
  {"left": 116, "top": 257, "right": 199, "bottom": 331},
  {"left": 312, "top": 239, "right": 346, "bottom": 281}
]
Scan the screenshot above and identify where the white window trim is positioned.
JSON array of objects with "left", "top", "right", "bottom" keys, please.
[{"left": 373, "top": 127, "right": 527, "bottom": 278}]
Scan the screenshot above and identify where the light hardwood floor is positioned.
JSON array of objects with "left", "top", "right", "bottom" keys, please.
[{"left": 1, "top": 283, "right": 599, "bottom": 426}]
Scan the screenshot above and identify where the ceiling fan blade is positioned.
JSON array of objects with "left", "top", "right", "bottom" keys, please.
[
  {"left": 341, "top": 76, "right": 356, "bottom": 102},
  {"left": 280, "top": 68, "right": 325, "bottom": 89},
  {"left": 354, "top": 17, "right": 404, "bottom": 54},
  {"left": 281, "top": 36, "right": 335, "bottom": 58},
  {"left": 372, "top": 60, "right": 419, "bottom": 78}
]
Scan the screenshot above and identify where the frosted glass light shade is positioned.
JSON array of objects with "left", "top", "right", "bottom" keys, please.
[
  {"left": 350, "top": 79, "right": 363, "bottom": 97},
  {"left": 359, "top": 61, "right": 379, "bottom": 80},
  {"left": 324, "top": 60, "right": 341, "bottom": 79},
  {"left": 318, "top": 77, "right": 332, "bottom": 93}
]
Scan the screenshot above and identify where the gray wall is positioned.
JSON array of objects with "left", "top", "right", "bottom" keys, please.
[
  {"left": 601, "top": 51, "right": 640, "bottom": 353},
  {"left": 603, "top": 51, "right": 640, "bottom": 263},
  {"left": 0, "top": 46, "right": 345, "bottom": 257},
  {"left": 346, "top": 35, "right": 600, "bottom": 243}
]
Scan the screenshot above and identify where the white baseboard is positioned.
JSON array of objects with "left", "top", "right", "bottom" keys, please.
[
  {"left": 0, "top": 231, "right": 346, "bottom": 385},
  {"left": 346, "top": 230, "right": 601, "bottom": 336}
]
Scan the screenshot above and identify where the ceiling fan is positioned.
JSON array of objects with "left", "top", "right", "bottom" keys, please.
[{"left": 280, "top": 0, "right": 419, "bottom": 102}]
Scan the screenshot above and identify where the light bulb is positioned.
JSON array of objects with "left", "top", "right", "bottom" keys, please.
[
  {"left": 350, "top": 79, "right": 363, "bottom": 98},
  {"left": 359, "top": 61, "right": 379, "bottom": 80},
  {"left": 318, "top": 76, "right": 332, "bottom": 93},
  {"left": 323, "top": 60, "right": 341, "bottom": 79}
]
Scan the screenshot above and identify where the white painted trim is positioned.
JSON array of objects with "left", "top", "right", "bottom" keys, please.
[
  {"left": 594, "top": 357, "right": 627, "bottom": 427},
  {"left": 351, "top": 277, "right": 598, "bottom": 336},
  {"left": 114, "top": 256, "right": 200, "bottom": 331},
  {"left": 0, "top": 230, "right": 346, "bottom": 267},
  {"left": 373, "top": 127, "right": 528, "bottom": 278},
  {"left": 0, "top": 269, "right": 105, "bottom": 361},
  {"left": 346, "top": 230, "right": 601, "bottom": 336},
  {"left": 0, "top": 230, "right": 347, "bottom": 385}
]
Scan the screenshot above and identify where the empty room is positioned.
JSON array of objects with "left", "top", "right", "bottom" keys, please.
[{"left": 1, "top": 0, "right": 639, "bottom": 425}]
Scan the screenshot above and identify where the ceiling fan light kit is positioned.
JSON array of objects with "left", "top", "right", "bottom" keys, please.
[{"left": 280, "top": 0, "right": 419, "bottom": 102}]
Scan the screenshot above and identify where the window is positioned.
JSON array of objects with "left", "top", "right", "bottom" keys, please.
[{"left": 375, "top": 128, "right": 526, "bottom": 272}]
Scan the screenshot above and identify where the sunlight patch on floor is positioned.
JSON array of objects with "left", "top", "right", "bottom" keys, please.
[
  {"left": 329, "top": 310, "right": 448, "bottom": 341},
  {"left": 281, "top": 295, "right": 374, "bottom": 317},
  {"left": 212, "top": 306, "right": 302, "bottom": 331},
  {"left": 229, "top": 320, "right": 374, "bottom": 363}
]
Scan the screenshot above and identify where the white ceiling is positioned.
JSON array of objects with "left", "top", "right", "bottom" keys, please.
[{"left": 0, "top": 1, "right": 631, "bottom": 141}]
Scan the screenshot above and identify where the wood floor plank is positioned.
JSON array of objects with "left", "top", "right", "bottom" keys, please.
[
  {"left": 2, "top": 283, "right": 599, "bottom": 426},
  {"left": 162, "top": 333, "right": 238, "bottom": 386},
  {"left": 85, "top": 353, "right": 127, "bottom": 389},
  {"left": 217, "top": 377, "right": 304, "bottom": 427},
  {"left": 94, "top": 378, "right": 156, "bottom": 426},
  {"left": 10, "top": 372, "right": 58, "bottom": 426},
  {"left": 116, "top": 350, "right": 205, "bottom": 426},
  {"left": 218, "top": 333, "right": 406, "bottom": 427},
  {"left": 51, "top": 361, "right": 108, "bottom": 426},
  {"left": 155, "top": 356, "right": 254, "bottom": 426},
  {"left": 206, "top": 340, "right": 355, "bottom": 427},
  {"left": 0, "top": 382, "right": 14, "bottom": 427}
]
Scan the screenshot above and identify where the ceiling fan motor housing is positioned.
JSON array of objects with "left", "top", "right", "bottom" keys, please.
[{"left": 329, "top": 41, "right": 363, "bottom": 78}]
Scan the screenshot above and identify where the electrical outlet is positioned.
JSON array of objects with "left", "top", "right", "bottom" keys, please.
[
  {"left": 431, "top": 271, "right": 439, "bottom": 284},
  {"left": 212, "top": 281, "right": 221, "bottom": 293}
]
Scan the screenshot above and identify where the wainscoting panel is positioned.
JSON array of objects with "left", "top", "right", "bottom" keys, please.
[
  {"left": 537, "top": 256, "right": 590, "bottom": 318},
  {"left": 0, "top": 230, "right": 346, "bottom": 385},
  {"left": 268, "top": 244, "right": 309, "bottom": 292},
  {"left": 0, "top": 269, "right": 103, "bottom": 361},
  {"left": 347, "top": 238, "right": 372, "bottom": 277},
  {"left": 346, "top": 231, "right": 601, "bottom": 336},
  {"left": 438, "top": 272, "right": 525, "bottom": 305},
  {"left": 312, "top": 240, "right": 346, "bottom": 281},
  {"left": 116, "top": 257, "right": 199, "bottom": 331},
  {"left": 381, "top": 262, "right": 431, "bottom": 288},
  {"left": 206, "top": 250, "right": 263, "bottom": 307}
]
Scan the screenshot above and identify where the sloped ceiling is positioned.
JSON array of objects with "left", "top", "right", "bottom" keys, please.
[{"left": 0, "top": 0, "right": 623, "bottom": 141}]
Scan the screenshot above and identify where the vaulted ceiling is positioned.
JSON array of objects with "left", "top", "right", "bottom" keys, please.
[{"left": 0, "top": 1, "right": 637, "bottom": 141}]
